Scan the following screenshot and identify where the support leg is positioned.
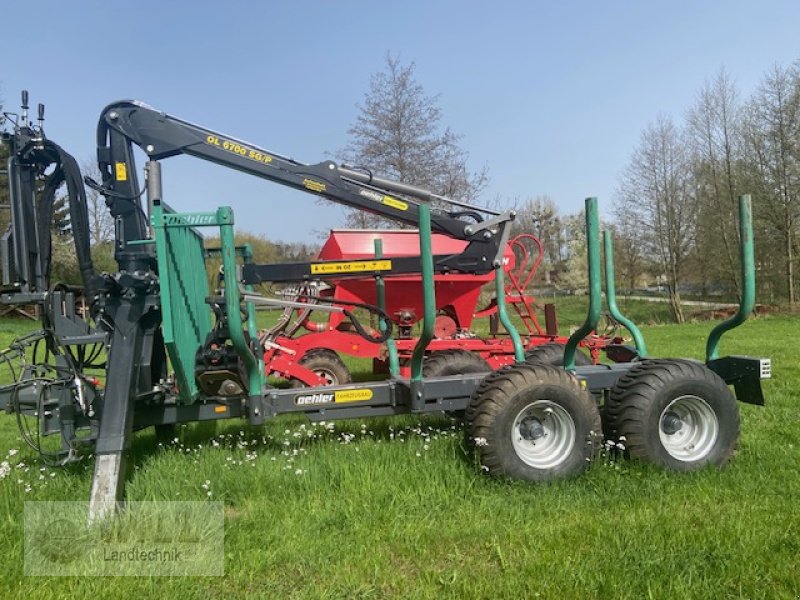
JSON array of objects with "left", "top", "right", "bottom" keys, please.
[{"left": 88, "top": 298, "right": 155, "bottom": 522}]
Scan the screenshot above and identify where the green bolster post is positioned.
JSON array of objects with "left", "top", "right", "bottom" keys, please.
[
  {"left": 564, "top": 197, "right": 602, "bottom": 371},
  {"left": 242, "top": 242, "right": 264, "bottom": 379},
  {"left": 706, "top": 195, "right": 755, "bottom": 362},
  {"left": 495, "top": 267, "right": 525, "bottom": 363},
  {"left": 603, "top": 230, "right": 647, "bottom": 357},
  {"left": 410, "top": 203, "right": 435, "bottom": 381},
  {"left": 374, "top": 239, "right": 400, "bottom": 377},
  {"left": 218, "top": 207, "right": 262, "bottom": 394}
]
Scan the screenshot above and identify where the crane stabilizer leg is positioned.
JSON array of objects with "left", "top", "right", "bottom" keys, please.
[{"left": 88, "top": 288, "right": 161, "bottom": 521}]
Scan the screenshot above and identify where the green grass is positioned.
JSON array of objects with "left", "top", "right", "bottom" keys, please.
[{"left": 0, "top": 312, "right": 798, "bottom": 599}]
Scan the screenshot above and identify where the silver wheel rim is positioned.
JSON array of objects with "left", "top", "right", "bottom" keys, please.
[
  {"left": 658, "top": 395, "right": 719, "bottom": 461},
  {"left": 511, "top": 400, "right": 576, "bottom": 469},
  {"left": 314, "top": 369, "right": 337, "bottom": 385}
]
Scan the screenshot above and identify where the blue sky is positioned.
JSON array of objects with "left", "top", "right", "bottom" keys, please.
[{"left": 2, "top": 1, "right": 798, "bottom": 241}]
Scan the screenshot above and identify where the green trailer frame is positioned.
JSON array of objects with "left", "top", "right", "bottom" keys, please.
[{"left": 116, "top": 195, "right": 768, "bottom": 433}]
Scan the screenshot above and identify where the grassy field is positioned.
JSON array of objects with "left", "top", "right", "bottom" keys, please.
[{"left": 0, "top": 308, "right": 797, "bottom": 599}]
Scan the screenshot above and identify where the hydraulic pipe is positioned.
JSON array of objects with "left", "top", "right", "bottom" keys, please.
[
  {"left": 706, "top": 195, "right": 755, "bottom": 361},
  {"left": 338, "top": 166, "right": 501, "bottom": 216},
  {"left": 564, "top": 198, "right": 602, "bottom": 371},
  {"left": 603, "top": 230, "right": 647, "bottom": 357}
]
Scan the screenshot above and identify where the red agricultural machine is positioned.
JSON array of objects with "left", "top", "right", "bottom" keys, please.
[{"left": 261, "top": 229, "right": 617, "bottom": 387}]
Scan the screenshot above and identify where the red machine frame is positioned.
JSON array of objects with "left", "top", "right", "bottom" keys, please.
[{"left": 262, "top": 230, "right": 615, "bottom": 386}]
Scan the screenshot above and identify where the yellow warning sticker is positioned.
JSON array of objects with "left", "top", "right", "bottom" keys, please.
[
  {"left": 382, "top": 195, "right": 408, "bottom": 211},
  {"left": 335, "top": 389, "right": 374, "bottom": 403},
  {"left": 115, "top": 162, "right": 128, "bottom": 181},
  {"left": 303, "top": 178, "right": 327, "bottom": 193},
  {"left": 310, "top": 260, "right": 392, "bottom": 275}
]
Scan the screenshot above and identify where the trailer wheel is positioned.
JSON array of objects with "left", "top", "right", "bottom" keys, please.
[
  {"left": 604, "top": 359, "right": 739, "bottom": 470},
  {"left": 467, "top": 364, "right": 601, "bottom": 481},
  {"left": 423, "top": 349, "right": 491, "bottom": 378},
  {"left": 424, "top": 350, "right": 491, "bottom": 419},
  {"left": 525, "top": 342, "right": 592, "bottom": 367},
  {"left": 292, "top": 349, "right": 352, "bottom": 387}
]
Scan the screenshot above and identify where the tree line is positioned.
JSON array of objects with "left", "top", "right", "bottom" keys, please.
[{"left": 613, "top": 63, "right": 800, "bottom": 321}]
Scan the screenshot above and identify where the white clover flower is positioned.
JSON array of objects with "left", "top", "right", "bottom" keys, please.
[
  {"left": 473, "top": 437, "right": 488, "bottom": 447},
  {"left": 7, "top": 449, "right": 19, "bottom": 457}
]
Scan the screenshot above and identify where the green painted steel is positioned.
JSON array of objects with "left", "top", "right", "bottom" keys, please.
[
  {"left": 241, "top": 243, "right": 265, "bottom": 381},
  {"left": 564, "top": 198, "right": 602, "bottom": 371},
  {"left": 410, "top": 203, "right": 435, "bottom": 381},
  {"left": 495, "top": 268, "right": 525, "bottom": 363},
  {"left": 152, "top": 202, "right": 213, "bottom": 403},
  {"left": 374, "top": 239, "right": 400, "bottom": 377},
  {"left": 218, "top": 208, "right": 263, "bottom": 395},
  {"left": 706, "top": 195, "right": 755, "bottom": 361},
  {"left": 603, "top": 230, "right": 648, "bottom": 357}
]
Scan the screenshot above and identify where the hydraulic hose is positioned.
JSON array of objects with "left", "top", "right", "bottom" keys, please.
[{"left": 40, "top": 141, "right": 96, "bottom": 294}]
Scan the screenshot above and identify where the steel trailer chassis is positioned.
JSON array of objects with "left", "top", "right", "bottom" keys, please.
[{"left": 0, "top": 93, "right": 770, "bottom": 522}]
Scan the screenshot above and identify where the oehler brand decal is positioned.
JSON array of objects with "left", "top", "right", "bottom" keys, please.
[{"left": 294, "top": 389, "right": 374, "bottom": 406}]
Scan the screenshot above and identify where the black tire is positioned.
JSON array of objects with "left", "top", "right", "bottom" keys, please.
[
  {"left": 464, "top": 365, "right": 514, "bottom": 445},
  {"left": 292, "top": 349, "right": 351, "bottom": 387},
  {"left": 525, "top": 342, "right": 592, "bottom": 367},
  {"left": 604, "top": 359, "right": 739, "bottom": 471},
  {"left": 424, "top": 350, "right": 491, "bottom": 419},
  {"left": 467, "top": 364, "right": 602, "bottom": 481},
  {"left": 423, "top": 349, "right": 491, "bottom": 378}
]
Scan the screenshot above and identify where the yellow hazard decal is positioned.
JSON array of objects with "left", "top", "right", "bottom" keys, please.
[
  {"left": 205, "top": 134, "right": 273, "bottom": 165},
  {"left": 303, "top": 179, "right": 327, "bottom": 193},
  {"left": 334, "top": 389, "right": 373, "bottom": 403},
  {"left": 383, "top": 195, "right": 408, "bottom": 211},
  {"left": 310, "top": 260, "right": 392, "bottom": 275},
  {"left": 115, "top": 162, "right": 128, "bottom": 181}
]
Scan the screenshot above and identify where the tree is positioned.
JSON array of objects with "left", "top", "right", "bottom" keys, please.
[
  {"left": 82, "top": 159, "right": 114, "bottom": 246},
  {"left": 559, "top": 210, "right": 589, "bottom": 293},
  {"left": 608, "top": 218, "right": 650, "bottom": 293},
  {"left": 741, "top": 63, "right": 800, "bottom": 304},
  {"left": 686, "top": 69, "right": 744, "bottom": 297},
  {"left": 616, "top": 115, "right": 696, "bottom": 322},
  {"left": 340, "top": 54, "right": 488, "bottom": 228},
  {"left": 512, "top": 195, "right": 565, "bottom": 284},
  {"left": 0, "top": 89, "right": 9, "bottom": 236}
]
